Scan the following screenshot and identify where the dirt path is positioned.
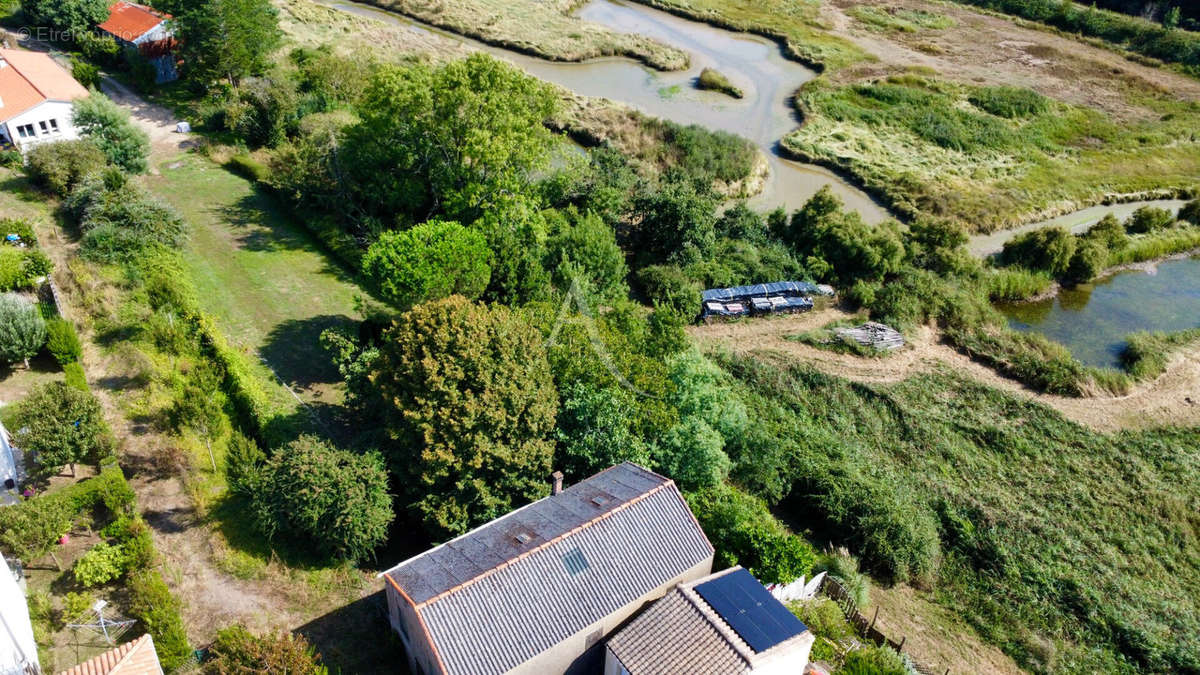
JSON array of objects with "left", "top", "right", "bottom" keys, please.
[
  {"left": 690, "top": 310, "right": 1200, "bottom": 432},
  {"left": 98, "top": 77, "right": 192, "bottom": 165}
]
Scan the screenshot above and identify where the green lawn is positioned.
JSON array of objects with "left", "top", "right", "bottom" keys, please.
[{"left": 143, "top": 154, "right": 367, "bottom": 418}]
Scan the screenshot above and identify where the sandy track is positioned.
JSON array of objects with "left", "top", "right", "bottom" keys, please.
[{"left": 690, "top": 310, "right": 1200, "bottom": 432}]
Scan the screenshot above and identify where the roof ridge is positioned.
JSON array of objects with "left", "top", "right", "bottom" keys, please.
[{"left": 410, "top": 481, "right": 675, "bottom": 609}]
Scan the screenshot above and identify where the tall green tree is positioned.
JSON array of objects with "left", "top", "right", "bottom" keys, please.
[
  {"left": 176, "top": 0, "right": 282, "bottom": 86},
  {"left": 361, "top": 220, "right": 492, "bottom": 309},
  {"left": 14, "top": 381, "right": 111, "bottom": 479},
  {"left": 20, "top": 0, "right": 107, "bottom": 35},
  {"left": 371, "top": 296, "right": 558, "bottom": 539},
  {"left": 344, "top": 53, "right": 560, "bottom": 224},
  {"left": 0, "top": 294, "right": 46, "bottom": 367},
  {"left": 72, "top": 95, "right": 151, "bottom": 173},
  {"left": 250, "top": 436, "right": 392, "bottom": 562}
]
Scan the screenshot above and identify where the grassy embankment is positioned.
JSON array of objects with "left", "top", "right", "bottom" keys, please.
[
  {"left": 784, "top": 75, "right": 1200, "bottom": 232},
  {"left": 718, "top": 353, "right": 1200, "bottom": 674}
]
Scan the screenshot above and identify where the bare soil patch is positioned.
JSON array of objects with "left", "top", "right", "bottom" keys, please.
[{"left": 690, "top": 310, "right": 1200, "bottom": 431}]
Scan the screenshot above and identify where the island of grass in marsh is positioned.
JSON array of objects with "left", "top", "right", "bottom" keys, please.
[
  {"left": 697, "top": 67, "right": 743, "bottom": 98},
  {"left": 356, "top": 0, "right": 688, "bottom": 69},
  {"left": 784, "top": 74, "right": 1200, "bottom": 232}
]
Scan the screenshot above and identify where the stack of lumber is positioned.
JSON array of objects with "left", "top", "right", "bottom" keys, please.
[{"left": 835, "top": 322, "right": 905, "bottom": 351}]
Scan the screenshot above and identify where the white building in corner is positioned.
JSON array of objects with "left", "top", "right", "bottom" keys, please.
[
  {"left": 1, "top": 557, "right": 38, "bottom": 675},
  {"left": 0, "top": 49, "right": 89, "bottom": 152}
]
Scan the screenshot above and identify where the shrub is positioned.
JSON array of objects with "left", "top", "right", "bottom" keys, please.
[
  {"left": 72, "top": 94, "right": 151, "bottom": 173},
  {"left": 792, "top": 598, "right": 855, "bottom": 661},
  {"left": 1065, "top": 239, "right": 1108, "bottom": 285},
  {"left": 24, "top": 140, "right": 107, "bottom": 196},
  {"left": 1084, "top": 213, "right": 1129, "bottom": 250},
  {"left": 225, "top": 431, "right": 265, "bottom": 496},
  {"left": 813, "top": 549, "right": 871, "bottom": 607},
  {"left": 1125, "top": 206, "right": 1176, "bottom": 234},
  {"left": 45, "top": 318, "right": 83, "bottom": 365},
  {"left": 842, "top": 645, "right": 908, "bottom": 675},
  {"left": 636, "top": 265, "right": 699, "bottom": 318},
  {"left": 251, "top": 436, "right": 393, "bottom": 562},
  {"left": 997, "top": 226, "right": 1076, "bottom": 277},
  {"left": 653, "top": 416, "right": 730, "bottom": 491},
  {"left": 127, "top": 570, "right": 191, "bottom": 671},
  {"left": 63, "top": 362, "right": 89, "bottom": 391},
  {"left": 968, "top": 86, "right": 1050, "bottom": 118},
  {"left": 1177, "top": 199, "right": 1200, "bottom": 226},
  {"left": 0, "top": 294, "right": 47, "bottom": 366},
  {"left": 544, "top": 208, "right": 628, "bottom": 301},
  {"left": 14, "top": 381, "right": 111, "bottom": 479},
  {"left": 362, "top": 220, "right": 492, "bottom": 309},
  {"left": 205, "top": 625, "right": 328, "bottom": 675},
  {"left": 687, "top": 485, "right": 817, "bottom": 584},
  {"left": 0, "top": 494, "right": 75, "bottom": 561},
  {"left": 73, "top": 541, "right": 128, "bottom": 587},
  {"left": 70, "top": 56, "right": 101, "bottom": 89},
  {"left": 554, "top": 383, "right": 650, "bottom": 482},
  {"left": 226, "top": 154, "right": 270, "bottom": 182},
  {"left": 69, "top": 176, "right": 187, "bottom": 263}
]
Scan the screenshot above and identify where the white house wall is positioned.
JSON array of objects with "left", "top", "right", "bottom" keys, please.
[
  {"left": 3, "top": 100, "right": 80, "bottom": 151},
  {"left": 0, "top": 558, "right": 38, "bottom": 675}
]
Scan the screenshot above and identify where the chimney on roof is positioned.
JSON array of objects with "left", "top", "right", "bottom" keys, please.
[{"left": 551, "top": 471, "right": 564, "bottom": 496}]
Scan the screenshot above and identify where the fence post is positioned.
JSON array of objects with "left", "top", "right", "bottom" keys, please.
[
  {"left": 869, "top": 606, "right": 878, "bottom": 632},
  {"left": 898, "top": 636, "right": 906, "bottom": 651}
]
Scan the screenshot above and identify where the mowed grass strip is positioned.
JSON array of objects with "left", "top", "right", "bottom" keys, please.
[{"left": 143, "top": 154, "right": 364, "bottom": 407}]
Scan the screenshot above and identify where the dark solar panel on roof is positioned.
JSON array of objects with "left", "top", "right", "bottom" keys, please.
[{"left": 694, "top": 568, "right": 808, "bottom": 653}]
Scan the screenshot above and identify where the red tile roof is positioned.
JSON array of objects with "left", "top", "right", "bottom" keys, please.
[
  {"left": 0, "top": 49, "right": 90, "bottom": 123},
  {"left": 98, "top": 2, "right": 171, "bottom": 42},
  {"left": 57, "top": 634, "right": 163, "bottom": 675}
]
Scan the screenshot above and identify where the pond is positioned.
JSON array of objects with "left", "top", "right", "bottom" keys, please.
[{"left": 999, "top": 256, "right": 1200, "bottom": 369}]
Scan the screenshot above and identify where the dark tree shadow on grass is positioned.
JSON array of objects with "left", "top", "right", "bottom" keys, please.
[
  {"left": 214, "top": 190, "right": 361, "bottom": 286},
  {"left": 295, "top": 593, "right": 411, "bottom": 675},
  {"left": 257, "top": 315, "right": 353, "bottom": 394}
]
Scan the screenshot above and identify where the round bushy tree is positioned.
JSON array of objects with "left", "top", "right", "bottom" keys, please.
[
  {"left": 1179, "top": 199, "right": 1200, "bottom": 227},
  {"left": 998, "top": 226, "right": 1077, "bottom": 277},
  {"left": 0, "top": 294, "right": 47, "bottom": 367},
  {"left": 72, "top": 94, "right": 150, "bottom": 174},
  {"left": 1125, "top": 206, "right": 1176, "bottom": 234},
  {"left": 15, "top": 381, "right": 110, "bottom": 478},
  {"left": 252, "top": 436, "right": 392, "bottom": 562},
  {"left": 204, "top": 625, "right": 327, "bottom": 675},
  {"left": 372, "top": 296, "right": 558, "bottom": 538},
  {"left": 362, "top": 220, "right": 492, "bottom": 309}
]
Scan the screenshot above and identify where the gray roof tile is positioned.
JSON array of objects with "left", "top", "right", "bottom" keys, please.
[{"left": 383, "top": 463, "right": 713, "bottom": 675}]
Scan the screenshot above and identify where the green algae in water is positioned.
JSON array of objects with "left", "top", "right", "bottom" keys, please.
[{"left": 999, "top": 257, "right": 1200, "bottom": 369}]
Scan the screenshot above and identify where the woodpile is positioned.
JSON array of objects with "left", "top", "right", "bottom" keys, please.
[{"left": 835, "top": 322, "right": 905, "bottom": 351}]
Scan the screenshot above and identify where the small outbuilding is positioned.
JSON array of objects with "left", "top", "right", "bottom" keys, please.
[{"left": 97, "top": 1, "right": 179, "bottom": 83}]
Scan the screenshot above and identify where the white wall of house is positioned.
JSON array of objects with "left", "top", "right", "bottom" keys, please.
[
  {"left": 0, "top": 421, "right": 15, "bottom": 490},
  {"left": 131, "top": 22, "right": 170, "bottom": 46},
  {"left": 0, "top": 557, "right": 38, "bottom": 675},
  {"left": 1, "top": 100, "right": 79, "bottom": 152}
]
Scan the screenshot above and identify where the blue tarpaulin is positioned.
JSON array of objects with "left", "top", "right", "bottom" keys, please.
[{"left": 699, "top": 280, "right": 823, "bottom": 319}]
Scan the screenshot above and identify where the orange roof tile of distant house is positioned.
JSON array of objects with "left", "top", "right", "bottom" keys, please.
[
  {"left": 98, "top": 1, "right": 171, "bottom": 42},
  {"left": 57, "top": 634, "right": 163, "bottom": 675}
]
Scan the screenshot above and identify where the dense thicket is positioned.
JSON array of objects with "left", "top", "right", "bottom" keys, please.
[{"left": 949, "top": 0, "right": 1200, "bottom": 71}]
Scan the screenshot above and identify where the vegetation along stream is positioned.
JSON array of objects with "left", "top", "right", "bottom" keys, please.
[{"left": 1000, "top": 255, "right": 1200, "bottom": 369}]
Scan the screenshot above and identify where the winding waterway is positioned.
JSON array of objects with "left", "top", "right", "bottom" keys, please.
[{"left": 321, "top": 0, "right": 1189, "bottom": 253}]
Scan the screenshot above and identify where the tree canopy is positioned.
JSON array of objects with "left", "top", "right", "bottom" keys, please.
[
  {"left": 370, "top": 296, "right": 558, "bottom": 539},
  {"left": 344, "top": 53, "right": 560, "bottom": 224},
  {"left": 14, "top": 381, "right": 110, "bottom": 479},
  {"left": 0, "top": 294, "right": 46, "bottom": 367},
  {"left": 176, "top": 0, "right": 282, "bottom": 86},
  {"left": 361, "top": 220, "right": 492, "bottom": 309},
  {"left": 72, "top": 95, "right": 151, "bottom": 174},
  {"left": 20, "top": 0, "right": 107, "bottom": 34},
  {"left": 250, "top": 436, "right": 392, "bottom": 562}
]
